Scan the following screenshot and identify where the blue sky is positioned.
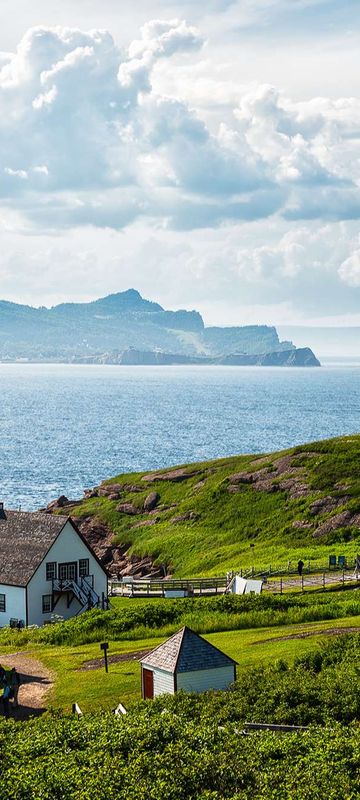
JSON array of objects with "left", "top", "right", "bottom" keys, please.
[{"left": 0, "top": 0, "right": 359, "bottom": 326}]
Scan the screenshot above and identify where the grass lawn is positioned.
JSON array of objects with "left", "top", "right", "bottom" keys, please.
[{"left": 30, "top": 613, "right": 360, "bottom": 713}]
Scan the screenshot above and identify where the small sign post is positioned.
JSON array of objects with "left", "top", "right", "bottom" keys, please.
[{"left": 100, "top": 641, "right": 109, "bottom": 673}]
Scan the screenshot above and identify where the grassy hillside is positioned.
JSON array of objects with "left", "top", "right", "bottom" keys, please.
[{"left": 66, "top": 434, "right": 360, "bottom": 576}]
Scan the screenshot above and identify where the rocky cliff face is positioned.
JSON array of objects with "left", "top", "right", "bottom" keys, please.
[{"left": 43, "top": 490, "right": 168, "bottom": 579}]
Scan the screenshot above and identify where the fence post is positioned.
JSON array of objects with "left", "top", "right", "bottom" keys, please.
[
  {"left": 342, "top": 570, "right": 345, "bottom": 586},
  {"left": 322, "top": 572, "right": 325, "bottom": 589},
  {"left": 280, "top": 577, "right": 283, "bottom": 595},
  {"left": 301, "top": 575, "right": 304, "bottom": 593}
]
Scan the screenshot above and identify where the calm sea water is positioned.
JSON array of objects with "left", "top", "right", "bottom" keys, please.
[{"left": 0, "top": 363, "right": 359, "bottom": 510}]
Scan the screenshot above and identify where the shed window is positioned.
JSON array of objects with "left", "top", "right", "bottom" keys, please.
[
  {"left": 79, "top": 559, "right": 89, "bottom": 577},
  {"left": 42, "top": 595, "right": 52, "bottom": 614},
  {"left": 0, "top": 593, "right": 5, "bottom": 613},
  {"left": 46, "top": 562, "right": 57, "bottom": 581}
]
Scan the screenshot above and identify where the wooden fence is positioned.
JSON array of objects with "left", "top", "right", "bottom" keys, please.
[
  {"left": 109, "top": 569, "right": 360, "bottom": 597},
  {"left": 263, "top": 570, "right": 360, "bottom": 593},
  {"left": 109, "top": 576, "right": 227, "bottom": 597}
]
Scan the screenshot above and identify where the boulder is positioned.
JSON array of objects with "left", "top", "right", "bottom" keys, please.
[
  {"left": 144, "top": 492, "right": 160, "bottom": 512},
  {"left": 229, "top": 472, "right": 253, "bottom": 485},
  {"left": 97, "top": 484, "right": 123, "bottom": 498},
  {"left": 83, "top": 488, "right": 98, "bottom": 498},
  {"left": 46, "top": 495, "right": 73, "bottom": 511},
  {"left": 116, "top": 503, "right": 139, "bottom": 516}
]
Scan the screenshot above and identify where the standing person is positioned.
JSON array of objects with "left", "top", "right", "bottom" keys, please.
[
  {"left": 297, "top": 559, "right": 304, "bottom": 576},
  {"left": 10, "top": 668, "right": 21, "bottom": 708},
  {"left": 1, "top": 682, "right": 11, "bottom": 719},
  {"left": 0, "top": 664, "right": 6, "bottom": 686}
]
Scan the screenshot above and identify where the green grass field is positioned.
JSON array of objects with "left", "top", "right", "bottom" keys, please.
[
  {"left": 7, "top": 611, "right": 358, "bottom": 713},
  {"left": 61, "top": 434, "right": 360, "bottom": 576}
]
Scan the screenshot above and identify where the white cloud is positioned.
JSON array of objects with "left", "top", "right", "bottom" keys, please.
[
  {"left": 0, "top": 23, "right": 359, "bottom": 233},
  {"left": 339, "top": 249, "right": 360, "bottom": 287},
  {"left": 0, "top": 10, "right": 360, "bottom": 326}
]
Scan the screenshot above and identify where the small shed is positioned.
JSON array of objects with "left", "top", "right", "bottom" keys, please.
[{"left": 140, "top": 626, "right": 237, "bottom": 699}]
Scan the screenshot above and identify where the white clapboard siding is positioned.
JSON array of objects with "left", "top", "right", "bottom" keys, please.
[
  {"left": 0, "top": 584, "right": 26, "bottom": 628},
  {"left": 152, "top": 668, "right": 175, "bottom": 697},
  {"left": 176, "top": 666, "right": 235, "bottom": 694}
]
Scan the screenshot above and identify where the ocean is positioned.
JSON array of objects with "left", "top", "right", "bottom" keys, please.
[{"left": 0, "top": 363, "right": 359, "bottom": 510}]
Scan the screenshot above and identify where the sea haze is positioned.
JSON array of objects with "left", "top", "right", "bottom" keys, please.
[{"left": 0, "top": 363, "right": 359, "bottom": 511}]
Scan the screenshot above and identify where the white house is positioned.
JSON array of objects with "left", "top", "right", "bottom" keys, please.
[
  {"left": 0, "top": 504, "right": 108, "bottom": 627},
  {"left": 141, "top": 626, "right": 237, "bottom": 699}
]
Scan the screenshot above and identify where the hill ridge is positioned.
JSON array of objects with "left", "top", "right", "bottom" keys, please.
[
  {"left": 0, "top": 288, "right": 318, "bottom": 362},
  {"left": 48, "top": 434, "right": 360, "bottom": 577}
]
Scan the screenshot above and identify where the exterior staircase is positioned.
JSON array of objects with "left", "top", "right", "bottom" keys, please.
[{"left": 52, "top": 577, "right": 100, "bottom": 610}]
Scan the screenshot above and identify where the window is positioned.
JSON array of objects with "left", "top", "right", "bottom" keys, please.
[
  {"left": 58, "top": 562, "right": 77, "bottom": 581},
  {"left": 46, "top": 562, "right": 57, "bottom": 581},
  {"left": 0, "top": 593, "right": 5, "bottom": 613},
  {"left": 42, "top": 595, "right": 52, "bottom": 614},
  {"left": 79, "top": 559, "right": 89, "bottom": 577}
]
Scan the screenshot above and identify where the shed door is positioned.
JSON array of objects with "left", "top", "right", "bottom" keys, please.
[{"left": 143, "top": 668, "right": 154, "bottom": 700}]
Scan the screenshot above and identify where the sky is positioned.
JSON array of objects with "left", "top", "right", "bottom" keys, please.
[{"left": 0, "top": 0, "right": 360, "bottom": 326}]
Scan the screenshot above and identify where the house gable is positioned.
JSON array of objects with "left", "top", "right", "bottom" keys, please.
[{"left": 26, "top": 520, "right": 108, "bottom": 626}]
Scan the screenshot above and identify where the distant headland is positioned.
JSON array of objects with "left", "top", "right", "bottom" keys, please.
[{"left": 0, "top": 289, "right": 320, "bottom": 366}]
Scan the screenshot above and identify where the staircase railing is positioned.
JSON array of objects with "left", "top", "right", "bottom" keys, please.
[
  {"left": 79, "top": 576, "right": 100, "bottom": 608},
  {"left": 52, "top": 577, "right": 100, "bottom": 609}
]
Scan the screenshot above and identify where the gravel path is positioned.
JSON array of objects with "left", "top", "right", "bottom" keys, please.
[{"left": 78, "top": 648, "right": 152, "bottom": 671}]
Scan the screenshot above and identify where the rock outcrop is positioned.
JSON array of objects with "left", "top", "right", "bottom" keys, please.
[
  {"left": 75, "top": 515, "right": 167, "bottom": 578},
  {"left": 228, "top": 454, "right": 316, "bottom": 499},
  {"left": 141, "top": 468, "right": 201, "bottom": 483}
]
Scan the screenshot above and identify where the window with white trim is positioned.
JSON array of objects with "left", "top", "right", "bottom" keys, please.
[
  {"left": 0, "top": 593, "right": 5, "bottom": 613},
  {"left": 46, "top": 562, "right": 57, "bottom": 581},
  {"left": 42, "top": 594, "right": 52, "bottom": 614},
  {"left": 79, "top": 558, "right": 89, "bottom": 577}
]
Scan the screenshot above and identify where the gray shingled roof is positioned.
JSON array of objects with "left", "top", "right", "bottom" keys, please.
[
  {"left": 141, "top": 626, "right": 237, "bottom": 673},
  {"left": 0, "top": 510, "right": 68, "bottom": 586}
]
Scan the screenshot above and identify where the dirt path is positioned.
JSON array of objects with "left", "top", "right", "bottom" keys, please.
[
  {"left": 78, "top": 648, "right": 152, "bottom": 671},
  {"left": 253, "top": 625, "right": 360, "bottom": 645},
  {"left": 0, "top": 652, "right": 54, "bottom": 721}
]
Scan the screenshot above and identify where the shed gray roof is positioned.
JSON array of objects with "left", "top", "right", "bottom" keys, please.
[
  {"left": 0, "top": 510, "right": 68, "bottom": 586},
  {"left": 141, "top": 626, "right": 237, "bottom": 673}
]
